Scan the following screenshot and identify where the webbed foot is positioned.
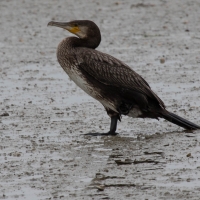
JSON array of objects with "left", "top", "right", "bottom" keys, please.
[
  {"left": 84, "top": 115, "right": 119, "bottom": 136},
  {"left": 84, "top": 131, "right": 119, "bottom": 136}
]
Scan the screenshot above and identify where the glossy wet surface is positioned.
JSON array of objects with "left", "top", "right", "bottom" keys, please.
[{"left": 1, "top": 0, "right": 200, "bottom": 199}]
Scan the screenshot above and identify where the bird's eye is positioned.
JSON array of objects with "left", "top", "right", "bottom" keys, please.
[{"left": 73, "top": 23, "right": 78, "bottom": 27}]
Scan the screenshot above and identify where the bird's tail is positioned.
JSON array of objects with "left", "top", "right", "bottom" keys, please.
[{"left": 161, "top": 111, "right": 200, "bottom": 130}]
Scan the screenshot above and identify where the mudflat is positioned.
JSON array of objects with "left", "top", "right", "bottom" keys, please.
[{"left": 0, "top": 0, "right": 200, "bottom": 199}]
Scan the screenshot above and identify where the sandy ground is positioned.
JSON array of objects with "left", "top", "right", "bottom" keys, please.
[{"left": 1, "top": 0, "right": 200, "bottom": 199}]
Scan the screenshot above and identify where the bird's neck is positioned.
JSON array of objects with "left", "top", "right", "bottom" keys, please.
[{"left": 66, "top": 36, "right": 101, "bottom": 49}]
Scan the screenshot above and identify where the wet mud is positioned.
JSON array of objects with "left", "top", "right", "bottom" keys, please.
[{"left": 1, "top": 0, "right": 200, "bottom": 199}]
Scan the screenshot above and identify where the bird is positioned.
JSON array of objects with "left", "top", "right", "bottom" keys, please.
[{"left": 48, "top": 20, "right": 200, "bottom": 136}]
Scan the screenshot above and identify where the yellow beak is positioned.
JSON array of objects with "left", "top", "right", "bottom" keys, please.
[{"left": 48, "top": 21, "right": 80, "bottom": 34}]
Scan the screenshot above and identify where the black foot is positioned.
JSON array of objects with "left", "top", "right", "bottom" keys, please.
[
  {"left": 84, "top": 131, "right": 119, "bottom": 136},
  {"left": 84, "top": 115, "right": 119, "bottom": 136}
]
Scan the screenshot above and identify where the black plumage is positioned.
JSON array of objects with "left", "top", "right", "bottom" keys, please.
[{"left": 48, "top": 20, "right": 200, "bottom": 135}]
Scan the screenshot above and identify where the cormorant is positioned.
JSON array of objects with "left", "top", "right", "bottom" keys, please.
[{"left": 48, "top": 20, "right": 200, "bottom": 136}]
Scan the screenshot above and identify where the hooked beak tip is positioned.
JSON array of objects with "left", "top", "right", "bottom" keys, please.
[{"left": 47, "top": 21, "right": 54, "bottom": 27}]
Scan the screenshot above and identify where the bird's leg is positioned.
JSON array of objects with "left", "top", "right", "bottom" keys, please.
[
  {"left": 84, "top": 109, "right": 120, "bottom": 136},
  {"left": 106, "top": 115, "right": 119, "bottom": 135}
]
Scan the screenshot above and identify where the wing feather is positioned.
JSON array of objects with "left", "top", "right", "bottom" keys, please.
[{"left": 75, "top": 48, "right": 165, "bottom": 108}]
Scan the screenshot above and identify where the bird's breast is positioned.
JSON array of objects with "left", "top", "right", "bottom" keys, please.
[
  {"left": 68, "top": 67, "right": 93, "bottom": 94},
  {"left": 58, "top": 61, "right": 118, "bottom": 112},
  {"left": 56, "top": 44, "right": 118, "bottom": 112}
]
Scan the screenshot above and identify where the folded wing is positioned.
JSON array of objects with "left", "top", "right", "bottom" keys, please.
[{"left": 75, "top": 48, "right": 165, "bottom": 110}]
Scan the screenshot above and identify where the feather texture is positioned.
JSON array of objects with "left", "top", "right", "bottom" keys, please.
[
  {"left": 51, "top": 20, "right": 199, "bottom": 131},
  {"left": 75, "top": 47, "right": 165, "bottom": 109}
]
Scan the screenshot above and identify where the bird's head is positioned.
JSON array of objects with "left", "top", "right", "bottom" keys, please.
[{"left": 48, "top": 20, "right": 100, "bottom": 40}]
